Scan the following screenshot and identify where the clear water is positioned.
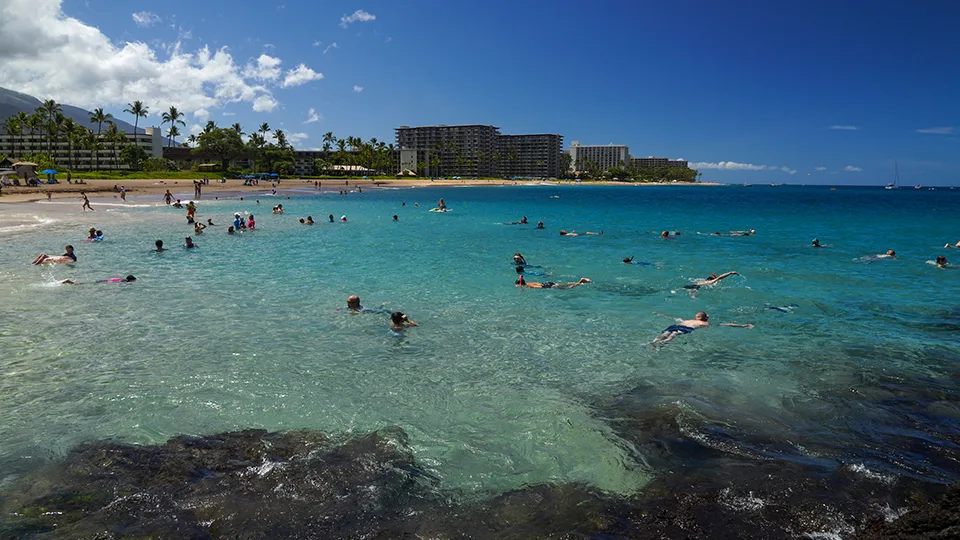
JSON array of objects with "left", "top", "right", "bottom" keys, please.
[{"left": 1, "top": 185, "right": 958, "bottom": 498}]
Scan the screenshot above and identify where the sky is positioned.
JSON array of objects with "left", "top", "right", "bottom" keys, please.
[{"left": 0, "top": 0, "right": 958, "bottom": 185}]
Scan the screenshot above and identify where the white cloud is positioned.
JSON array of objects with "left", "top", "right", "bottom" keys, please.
[
  {"left": 781, "top": 166, "right": 797, "bottom": 175},
  {"left": 132, "top": 11, "right": 161, "bottom": 28},
  {"left": 323, "top": 42, "right": 338, "bottom": 54},
  {"left": 353, "top": 85, "right": 364, "bottom": 93},
  {"left": 253, "top": 95, "right": 278, "bottom": 112},
  {"left": 193, "top": 108, "right": 210, "bottom": 120},
  {"left": 286, "top": 131, "right": 308, "bottom": 146},
  {"left": 689, "top": 161, "right": 776, "bottom": 171},
  {"left": 244, "top": 54, "right": 282, "bottom": 81},
  {"left": 843, "top": 165, "right": 862, "bottom": 172},
  {"left": 313, "top": 40, "right": 322, "bottom": 47},
  {"left": 282, "top": 64, "right": 323, "bottom": 87},
  {"left": 829, "top": 125, "right": 859, "bottom": 130},
  {"left": 263, "top": 43, "right": 275, "bottom": 49},
  {"left": 222, "top": 111, "right": 236, "bottom": 116},
  {"left": 0, "top": 0, "right": 314, "bottom": 116},
  {"left": 384, "top": 36, "right": 392, "bottom": 43},
  {"left": 916, "top": 126, "right": 955, "bottom": 135},
  {"left": 304, "top": 108, "right": 321, "bottom": 124},
  {"left": 340, "top": 9, "right": 376, "bottom": 28},
  {"left": 815, "top": 166, "right": 827, "bottom": 171}
]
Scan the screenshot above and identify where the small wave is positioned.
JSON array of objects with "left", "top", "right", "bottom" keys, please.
[
  {"left": 0, "top": 217, "right": 60, "bottom": 235},
  {"left": 847, "top": 463, "right": 895, "bottom": 484}
]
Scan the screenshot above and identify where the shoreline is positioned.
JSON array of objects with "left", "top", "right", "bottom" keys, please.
[{"left": 0, "top": 177, "right": 720, "bottom": 205}]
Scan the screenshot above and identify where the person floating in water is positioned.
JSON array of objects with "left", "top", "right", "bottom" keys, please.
[
  {"left": 859, "top": 249, "right": 896, "bottom": 260},
  {"left": 812, "top": 238, "right": 822, "bottom": 248},
  {"left": 944, "top": 241, "right": 960, "bottom": 249},
  {"left": 560, "top": 229, "right": 602, "bottom": 237},
  {"left": 32, "top": 245, "right": 76, "bottom": 265},
  {"left": 342, "top": 295, "right": 388, "bottom": 314},
  {"left": 935, "top": 255, "right": 948, "bottom": 268},
  {"left": 306, "top": 216, "right": 315, "bottom": 225},
  {"left": 651, "top": 311, "right": 753, "bottom": 346},
  {"left": 507, "top": 216, "right": 528, "bottom": 225},
  {"left": 62, "top": 275, "right": 136, "bottom": 285},
  {"left": 393, "top": 215, "right": 398, "bottom": 222},
  {"left": 536, "top": 220, "right": 544, "bottom": 229},
  {"left": 390, "top": 311, "right": 418, "bottom": 330},
  {"left": 513, "top": 253, "right": 527, "bottom": 266},
  {"left": 515, "top": 274, "right": 591, "bottom": 289}
]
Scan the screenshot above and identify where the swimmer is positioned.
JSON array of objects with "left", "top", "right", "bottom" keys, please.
[
  {"left": 155, "top": 240, "right": 166, "bottom": 252},
  {"left": 936, "top": 255, "right": 948, "bottom": 268},
  {"left": 184, "top": 236, "right": 197, "bottom": 249},
  {"left": 342, "top": 295, "right": 388, "bottom": 314},
  {"left": 560, "top": 230, "right": 602, "bottom": 236},
  {"left": 623, "top": 256, "right": 651, "bottom": 265},
  {"left": 172, "top": 199, "right": 183, "bottom": 208},
  {"left": 536, "top": 220, "right": 544, "bottom": 229},
  {"left": 651, "top": 311, "right": 753, "bottom": 346},
  {"left": 299, "top": 218, "right": 305, "bottom": 224},
  {"left": 682, "top": 271, "right": 740, "bottom": 292},
  {"left": 328, "top": 214, "right": 335, "bottom": 223},
  {"left": 390, "top": 311, "right": 418, "bottom": 330},
  {"left": 515, "top": 274, "right": 591, "bottom": 289},
  {"left": 874, "top": 250, "right": 897, "bottom": 259},
  {"left": 306, "top": 216, "right": 314, "bottom": 225},
  {"left": 341, "top": 215, "right": 347, "bottom": 222},
  {"left": 92, "top": 230, "right": 103, "bottom": 241},
  {"left": 247, "top": 214, "right": 255, "bottom": 230},
  {"left": 207, "top": 218, "right": 215, "bottom": 226},
  {"left": 87, "top": 227, "right": 97, "bottom": 240},
  {"left": 661, "top": 231, "right": 670, "bottom": 238},
  {"left": 812, "top": 238, "right": 822, "bottom": 248},
  {"left": 945, "top": 241, "right": 960, "bottom": 249},
  {"left": 227, "top": 226, "right": 235, "bottom": 234},
  {"left": 513, "top": 253, "right": 527, "bottom": 266},
  {"left": 193, "top": 222, "right": 206, "bottom": 235},
  {"left": 32, "top": 245, "right": 76, "bottom": 265},
  {"left": 61, "top": 275, "right": 136, "bottom": 285},
  {"left": 392, "top": 215, "right": 398, "bottom": 222}
]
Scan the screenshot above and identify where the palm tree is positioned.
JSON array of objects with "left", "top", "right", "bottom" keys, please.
[
  {"left": 160, "top": 106, "right": 185, "bottom": 148},
  {"left": 123, "top": 100, "right": 149, "bottom": 136},
  {"left": 84, "top": 129, "right": 102, "bottom": 171},
  {"left": 61, "top": 118, "right": 76, "bottom": 170},
  {"left": 258, "top": 123, "right": 270, "bottom": 140},
  {"left": 37, "top": 99, "right": 62, "bottom": 156},
  {"left": 335, "top": 138, "right": 347, "bottom": 167},
  {"left": 231, "top": 123, "right": 244, "bottom": 136},
  {"left": 3, "top": 116, "right": 20, "bottom": 160},
  {"left": 203, "top": 120, "right": 217, "bottom": 134},
  {"left": 89, "top": 107, "right": 112, "bottom": 136},
  {"left": 186, "top": 134, "right": 198, "bottom": 148},
  {"left": 273, "top": 129, "right": 288, "bottom": 150},
  {"left": 166, "top": 125, "right": 181, "bottom": 148},
  {"left": 322, "top": 131, "right": 336, "bottom": 153},
  {"left": 14, "top": 112, "right": 29, "bottom": 158},
  {"left": 106, "top": 122, "right": 125, "bottom": 169}
]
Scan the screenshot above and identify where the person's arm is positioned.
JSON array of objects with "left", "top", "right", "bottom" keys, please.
[
  {"left": 720, "top": 323, "right": 754, "bottom": 328},
  {"left": 655, "top": 313, "right": 683, "bottom": 323},
  {"left": 711, "top": 271, "right": 739, "bottom": 282}
]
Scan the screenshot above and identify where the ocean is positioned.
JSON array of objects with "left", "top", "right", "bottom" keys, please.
[{"left": 1, "top": 184, "right": 958, "bottom": 537}]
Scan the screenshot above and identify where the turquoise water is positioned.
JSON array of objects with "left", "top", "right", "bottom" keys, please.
[{"left": 1, "top": 184, "right": 958, "bottom": 499}]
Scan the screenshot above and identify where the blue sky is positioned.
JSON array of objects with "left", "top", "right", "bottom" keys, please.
[{"left": 4, "top": 0, "right": 958, "bottom": 184}]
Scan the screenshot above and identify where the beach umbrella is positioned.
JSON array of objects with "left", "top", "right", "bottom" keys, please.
[
  {"left": 268, "top": 173, "right": 279, "bottom": 177},
  {"left": 40, "top": 169, "right": 58, "bottom": 175}
]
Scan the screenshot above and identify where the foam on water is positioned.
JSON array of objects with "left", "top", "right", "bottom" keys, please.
[{"left": 0, "top": 185, "right": 959, "bottom": 500}]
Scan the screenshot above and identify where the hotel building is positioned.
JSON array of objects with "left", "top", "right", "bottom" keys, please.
[
  {"left": 0, "top": 127, "right": 164, "bottom": 170},
  {"left": 568, "top": 142, "right": 629, "bottom": 171}
]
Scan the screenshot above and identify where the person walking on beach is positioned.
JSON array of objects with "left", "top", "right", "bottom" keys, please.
[
  {"left": 651, "top": 311, "right": 753, "bottom": 346},
  {"left": 81, "top": 192, "right": 94, "bottom": 211},
  {"left": 120, "top": 185, "right": 126, "bottom": 201}
]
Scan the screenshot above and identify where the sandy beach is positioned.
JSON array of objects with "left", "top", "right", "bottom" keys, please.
[{"left": 0, "top": 177, "right": 719, "bottom": 205}]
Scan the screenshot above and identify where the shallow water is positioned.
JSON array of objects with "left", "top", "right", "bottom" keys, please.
[{"left": 0, "top": 184, "right": 958, "bottom": 510}]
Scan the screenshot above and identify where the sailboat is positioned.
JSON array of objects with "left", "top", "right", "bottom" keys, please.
[{"left": 885, "top": 162, "right": 900, "bottom": 190}]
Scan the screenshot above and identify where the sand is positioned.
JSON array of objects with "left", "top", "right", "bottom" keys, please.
[{"left": 0, "top": 177, "right": 718, "bottom": 205}]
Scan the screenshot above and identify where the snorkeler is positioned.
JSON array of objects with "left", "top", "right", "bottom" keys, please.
[
  {"left": 61, "top": 275, "right": 136, "bottom": 285},
  {"left": 513, "top": 253, "right": 527, "bottom": 266},
  {"left": 651, "top": 311, "right": 753, "bottom": 346},
  {"left": 623, "top": 256, "right": 651, "bottom": 266},
  {"left": 515, "top": 274, "right": 591, "bottom": 289},
  {"left": 683, "top": 271, "right": 740, "bottom": 291}
]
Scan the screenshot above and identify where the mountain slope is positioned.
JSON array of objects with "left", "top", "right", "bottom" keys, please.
[{"left": 0, "top": 86, "right": 141, "bottom": 134}]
